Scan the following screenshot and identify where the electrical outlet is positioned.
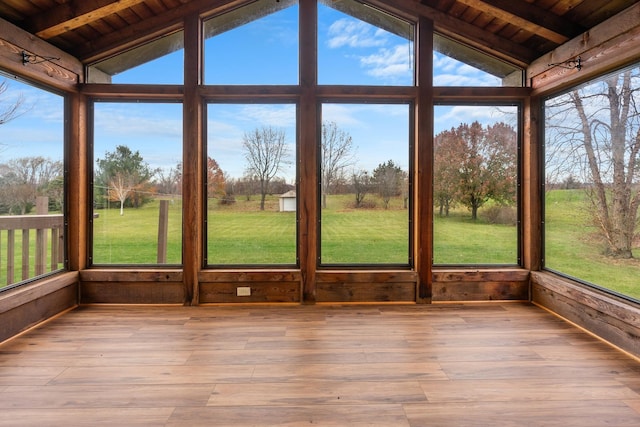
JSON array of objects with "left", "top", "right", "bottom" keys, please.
[{"left": 236, "top": 286, "right": 251, "bottom": 296}]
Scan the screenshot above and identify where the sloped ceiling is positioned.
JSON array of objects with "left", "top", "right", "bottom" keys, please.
[{"left": 0, "top": 0, "right": 636, "bottom": 67}]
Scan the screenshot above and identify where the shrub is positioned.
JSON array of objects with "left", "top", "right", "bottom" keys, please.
[{"left": 484, "top": 205, "right": 517, "bottom": 225}]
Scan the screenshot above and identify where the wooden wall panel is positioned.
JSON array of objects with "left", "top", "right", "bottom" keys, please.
[
  {"left": 199, "top": 282, "right": 301, "bottom": 303},
  {"left": 198, "top": 270, "right": 301, "bottom": 303},
  {"left": 531, "top": 272, "right": 640, "bottom": 357},
  {"left": 432, "top": 269, "right": 530, "bottom": 302},
  {"left": 316, "top": 282, "right": 417, "bottom": 303},
  {"left": 0, "top": 272, "right": 78, "bottom": 343},
  {"left": 79, "top": 270, "right": 184, "bottom": 304}
]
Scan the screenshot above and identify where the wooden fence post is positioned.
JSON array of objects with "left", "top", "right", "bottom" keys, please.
[{"left": 157, "top": 200, "right": 169, "bottom": 264}]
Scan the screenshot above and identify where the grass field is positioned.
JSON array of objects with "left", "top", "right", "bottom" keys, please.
[
  {"left": 545, "top": 189, "right": 640, "bottom": 300},
  {"left": 2, "top": 190, "right": 639, "bottom": 300}
]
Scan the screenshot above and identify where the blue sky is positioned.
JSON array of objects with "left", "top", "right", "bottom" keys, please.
[{"left": 1, "top": 1, "right": 510, "bottom": 182}]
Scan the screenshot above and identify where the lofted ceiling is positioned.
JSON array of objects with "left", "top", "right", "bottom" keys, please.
[{"left": 0, "top": 0, "right": 637, "bottom": 68}]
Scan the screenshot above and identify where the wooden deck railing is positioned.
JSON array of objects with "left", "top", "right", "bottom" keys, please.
[{"left": 0, "top": 214, "right": 64, "bottom": 286}]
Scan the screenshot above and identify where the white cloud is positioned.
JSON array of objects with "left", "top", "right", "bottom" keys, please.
[
  {"left": 433, "top": 52, "right": 501, "bottom": 87},
  {"left": 327, "top": 19, "right": 388, "bottom": 49},
  {"left": 361, "top": 44, "right": 412, "bottom": 82}
]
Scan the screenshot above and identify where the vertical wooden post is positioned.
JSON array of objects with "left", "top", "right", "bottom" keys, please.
[
  {"left": 67, "top": 92, "right": 88, "bottom": 273},
  {"left": 22, "top": 230, "right": 29, "bottom": 280},
  {"left": 299, "top": 0, "right": 318, "bottom": 304},
  {"left": 35, "top": 196, "right": 48, "bottom": 276},
  {"left": 157, "top": 199, "right": 169, "bottom": 264},
  {"left": 183, "top": 13, "right": 203, "bottom": 305},
  {"left": 416, "top": 17, "right": 434, "bottom": 303},
  {"left": 522, "top": 96, "right": 542, "bottom": 273},
  {"left": 6, "top": 230, "right": 14, "bottom": 285}
]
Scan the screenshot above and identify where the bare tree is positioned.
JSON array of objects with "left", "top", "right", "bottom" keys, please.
[
  {"left": 351, "top": 169, "right": 371, "bottom": 208},
  {"left": 0, "top": 80, "right": 25, "bottom": 126},
  {"left": 155, "top": 163, "right": 182, "bottom": 198},
  {"left": 0, "top": 156, "right": 62, "bottom": 214},
  {"left": 321, "top": 121, "right": 356, "bottom": 208},
  {"left": 242, "top": 126, "right": 290, "bottom": 210},
  {"left": 546, "top": 68, "right": 640, "bottom": 258}
]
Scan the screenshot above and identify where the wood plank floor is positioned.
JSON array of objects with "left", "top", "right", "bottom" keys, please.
[{"left": 0, "top": 302, "right": 639, "bottom": 426}]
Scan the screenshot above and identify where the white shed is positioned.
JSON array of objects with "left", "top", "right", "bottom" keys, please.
[{"left": 279, "top": 190, "right": 297, "bottom": 212}]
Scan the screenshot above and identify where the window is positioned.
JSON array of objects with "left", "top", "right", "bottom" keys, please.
[
  {"left": 87, "top": 31, "right": 184, "bottom": 84},
  {"left": 91, "top": 101, "right": 183, "bottom": 265},
  {"left": 319, "top": 102, "right": 411, "bottom": 265},
  {"left": 433, "top": 104, "right": 520, "bottom": 265},
  {"left": 434, "top": 34, "right": 523, "bottom": 87},
  {"left": 204, "top": 0, "right": 299, "bottom": 85},
  {"left": 0, "top": 77, "right": 65, "bottom": 289},
  {"left": 318, "top": 0, "right": 414, "bottom": 86},
  {"left": 206, "top": 103, "right": 297, "bottom": 265},
  {"left": 544, "top": 64, "right": 640, "bottom": 301}
]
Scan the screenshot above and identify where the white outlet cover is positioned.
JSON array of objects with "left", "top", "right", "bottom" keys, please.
[{"left": 237, "top": 287, "right": 251, "bottom": 296}]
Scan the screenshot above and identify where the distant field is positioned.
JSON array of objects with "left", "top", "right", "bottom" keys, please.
[{"left": 2, "top": 190, "right": 639, "bottom": 300}]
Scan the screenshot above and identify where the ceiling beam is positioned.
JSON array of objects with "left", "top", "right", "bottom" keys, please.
[
  {"left": 457, "top": 0, "right": 584, "bottom": 44},
  {"left": 368, "top": 0, "right": 537, "bottom": 66},
  {"left": 25, "top": 0, "right": 148, "bottom": 40}
]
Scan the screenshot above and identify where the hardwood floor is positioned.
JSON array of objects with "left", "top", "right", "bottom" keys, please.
[{"left": 0, "top": 302, "right": 639, "bottom": 426}]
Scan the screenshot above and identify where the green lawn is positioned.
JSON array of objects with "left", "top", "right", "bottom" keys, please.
[
  {"left": 544, "top": 189, "right": 640, "bottom": 300},
  {"left": 3, "top": 190, "right": 639, "bottom": 300}
]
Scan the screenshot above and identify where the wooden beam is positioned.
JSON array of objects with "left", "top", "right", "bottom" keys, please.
[
  {"left": 0, "top": 17, "right": 82, "bottom": 89},
  {"left": 367, "top": 0, "right": 536, "bottom": 67},
  {"left": 67, "top": 92, "right": 88, "bottom": 272},
  {"left": 25, "top": 0, "right": 147, "bottom": 40},
  {"left": 75, "top": 0, "right": 253, "bottom": 63},
  {"left": 182, "top": 13, "right": 203, "bottom": 306},
  {"left": 457, "top": 0, "right": 584, "bottom": 44},
  {"left": 415, "top": 16, "right": 433, "bottom": 304},
  {"left": 528, "top": 1, "right": 640, "bottom": 93},
  {"left": 299, "top": 0, "right": 318, "bottom": 304}
]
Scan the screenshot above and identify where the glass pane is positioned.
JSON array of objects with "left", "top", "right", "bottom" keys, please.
[
  {"left": 0, "top": 77, "right": 65, "bottom": 288},
  {"left": 433, "top": 105, "right": 519, "bottom": 264},
  {"left": 207, "top": 103, "right": 297, "bottom": 265},
  {"left": 204, "top": 0, "right": 299, "bottom": 85},
  {"left": 544, "top": 65, "right": 640, "bottom": 301},
  {"left": 319, "top": 0, "right": 414, "bottom": 86},
  {"left": 92, "top": 102, "right": 183, "bottom": 264},
  {"left": 320, "top": 103, "right": 410, "bottom": 265},
  {"left": 434, "top": 34, "right": 522, "bottom": 87},
  {"left": 88, "top": 31, "right": 184, "bottom": 84}
]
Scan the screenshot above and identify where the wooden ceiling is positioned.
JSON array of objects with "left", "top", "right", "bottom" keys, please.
[{"left": 0, "top": 0, "right": 637, "bottom": 67}]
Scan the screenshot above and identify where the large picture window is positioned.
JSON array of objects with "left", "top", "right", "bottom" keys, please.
[
  {"left": 203, "top": 0, "right": 299, "bottom": 85},
  {"left": 0, "top": 77, "right": 65, "bottom": 288},
  {"left": 318, "top": 0, "right": 414, "bottom": 86},
  {"left": 433, "top": 104, "right": 520, "bottom": 265},
  {"left": 544, "top": 64, "right": 640, "bottom": 301},
  {"left": 206, "top": 103, "right": 297, "bottom": 265},
  {"left": 319, "top": 102, "right": 411, "bottom": 265},
  {"left": 91, "top": 101, "right": 183, "bottom": 265}
]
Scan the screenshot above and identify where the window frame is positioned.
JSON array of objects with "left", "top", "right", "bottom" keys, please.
[
  {"left": 432, "top": 100, "right": 523, "bottom": 267},
  {"left": 541, "top": 62, "right": 640, "bottom": 304},
  {"left": 88, "top": 97, "right": 184, "bottom": 267}
]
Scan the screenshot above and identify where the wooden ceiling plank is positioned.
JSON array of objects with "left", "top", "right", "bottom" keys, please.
[
  {"left": 371, "top": 0, "right": 536, "bottom": 66},
  {"left": 0, "top": 3, "right": 25, "bottom": 22},
  {"left": 456, "top": 0, "right": 583, "bottom": 44},
  {"left": 26, "top": 0, "right": 148, "bottom": 40}
]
